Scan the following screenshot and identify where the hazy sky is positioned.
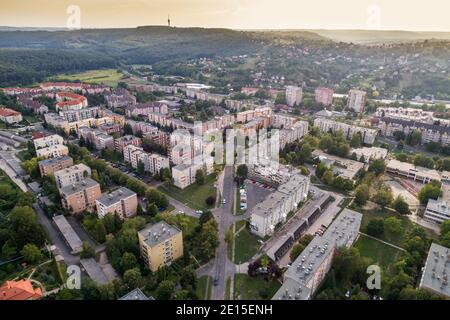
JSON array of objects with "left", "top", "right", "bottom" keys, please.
[{"left": 1, "top": 0, "right": 450, "bottom": 31}]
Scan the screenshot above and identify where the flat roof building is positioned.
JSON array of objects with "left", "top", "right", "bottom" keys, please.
[
  {"left": 52, "top": 214, "right": 83, "bottom": 254},
  {"left": 54, "top": 163, "right": 91, "bottom": 189},
  {"left": 424, "top": 199, "right": 450, "bottom": 224},
  {"left": 96, "top": 187, "right": 138, "bottom": 220},
  {"left": 138, "top": 221, "right": 183, "bottom": 272},
  {"left": 38, "top": 156, "right": 73, "bottom": 177},
  {"left": 59, "top": 178, "right": 101, "bottom": 214},
  {"left": 272, "top": 209, "right": 362, "bottom": 300},
  {"left": 386, "top": 159, "right": 450, "bottom": 184},
  {"left": 419, "top": 243, "right": 450, "bottom": 298}
]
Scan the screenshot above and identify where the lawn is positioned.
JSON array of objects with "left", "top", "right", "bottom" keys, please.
[
  {"left": 50, "top": 69, "right": 125, "bottom": 87},
  {"left": 158, "top": 174, "right": 217, "bottom": 211},
  {"left": 156, "top": 212, "right": 199, "bottom": 237},
  {"left": 354, "top": 234, "right": 403, "bottom": 272},
  {"left": 225, "top": 276, "right": 231, "bottom": 300},
  {"left": 233, "top": 274, "right": 281, "bottom": 300},
  {"left": 234, "top": 226, "right": 261, "bottom": 264},
  {"left": 196, "top": 276, "right": 211, "bottom": 300}
]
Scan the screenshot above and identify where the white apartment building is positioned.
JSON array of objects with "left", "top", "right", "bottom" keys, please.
[
  {"left": 314, "top": 118, "right": 377, "bottom": 144},
  {"left": 424, "top": 199, "right": 450, "bottom": 224},
  {"left": 250, "top": 173, "right": 310, "bottom": 238},
  {"left": 350, "top": 147, "right": 388, "bottom": 163},
  {"left": 171, "top": 156, "right": 214, "bottom": 189},
  {"left": 285, "top": 86, "right": 303, "bottom": 107},
  {"left": 347, "top": 89, "right": 367, "bottom": 113},
  {"left": 36, "top": 144, "right": 69, "bottom": 159},
  {"left": 54, "top": 164, "right": 91, "bottom": 189},
  {"left": 34, "top": 134, "right": 64, "bottom": 150},
  {"left": 123, "top": 145, "right": 169, "bottom": 174}
]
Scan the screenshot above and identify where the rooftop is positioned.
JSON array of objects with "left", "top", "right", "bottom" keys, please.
[
  {"left": 38, "top": 155, "right": 72, "bottom": 166},
  {"left": 53, "top": 215, "right": 83, "bottom": 254},
  {"left": 420, "top": 243, "right": 450, "bottom": 298},
  {"left": 119, "top": 288, "right": 154, "bottom": 300},
  {"left": 59, "top": 178, "right": 99, "bottom": 196},
  {"left": 138, "top": 221, "right": 181, "bottom": 248},
  {"left": 96, "top": 187, "right": 136, "bottom": 207},
  {"left": 272, "top": 209, "right": 362, "bottom": 300}
]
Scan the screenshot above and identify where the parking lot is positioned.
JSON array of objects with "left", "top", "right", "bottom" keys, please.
[{"left": 244, "top": 179, "right": 275, "bottom": 212}]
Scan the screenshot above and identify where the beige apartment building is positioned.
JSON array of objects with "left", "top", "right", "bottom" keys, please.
[
  {"left": 38, "top": 156, "right": 73, "bottom": 177},
  {"left": 138, "top": 221, "right": 183, "bottom": 272},
  {"left": 59, "top": 178, "right": 101, "bottom": 214},
  {"left": 54, "top": 163, "right": 91, "bottom": 189},
  {"left": 95, "top": 187, "right": 138, "bottom": 219},
  {"left": 36, "top": 144, "right": 69, "bottom": 159},
  {"left": 347, "top": 89, "right": 367, "bottom": 113}
]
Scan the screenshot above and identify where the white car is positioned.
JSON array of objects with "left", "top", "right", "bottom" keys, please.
[{"left": 222, "top": 199, "right": 226, "bottom": 204}]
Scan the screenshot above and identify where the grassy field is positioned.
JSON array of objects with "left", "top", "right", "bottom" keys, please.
[
  {"left": 233, "top": 274, "right": 281, "bottom": 300},
  {"left": 158, "top": 174, "right": 217, "bottom": 211},
  {"left": 155, "top": 212, "right": 199, "bottom": 237},
  {"left": 196, "top": 276, "right": 211, "bottom": 300},
  {"left": 225, "top": 276, "right": 231, "bottom": 300},
  {"left": 50, "top": 69, "right": 124, "bottom": 87},
  {"left": 234, "top": 226, "right": 261, "bottom": 264},
  {"left": 354, "top": 234, "right": 403, "bottom": 272}
]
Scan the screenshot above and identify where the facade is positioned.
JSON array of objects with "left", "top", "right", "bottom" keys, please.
[
  {"left": 314, "top": 87, "right": 334, "bottom": 106},
  {"left": 60, "top": 107, "right": 99, "bottom": 122},
  {"left": 0, "top": 280, "right": 42, "bottom": 300},
  {"left": 349, "top": 147, "right": 388, "bottom": 163},
  {"left": 419, "top": 243, "right": 450, "bottom": 298},
  {"left": 33, "top": 134, "right": 64, "bottom": 149},
  {"left": 138, "top": 221, "right": 183, "bottom": 272},
  {"left": 54, "top": 164, "right": 92, "bottom": 189},
  {"left": 273, "top": 209, "right": 362, "bottom": 300},
  {"left": 386, "top": 159, "right": 450, "bottom": 184},
  {"left": 96, "top": 187, "right": 138, "bottom": 219},
  {"left": 250, "top": 173, "right": 310, "bottom": 237},
  {"left": 78, "top": 127, "right": 114, "bottom": 150},
  {"left": 279, "top": 121, "right": 309, "bottom": 149},
  {"left": 172, "top": 157, "right": 214, "bottom": 189},
  {"left": 313, "top": 118, "right": 377, "bottom": 144},
  {"left": 378, "top": 116, "right": 450, "bottom": 146},
  {"left": 59, "top": 178, "right": 102, "bottom": 214},
  {"left": 36, "top": 144, "right": 69, "bottom": 159},
  {"left": 285, "top": 86, "right": 303, "bottom": 107},
  {"left": 312, "top": 149, "right": 365, "bottom": 180},
  {"left": 0, "top": 108, "right": 22, "bottom": 124},
  {"left": 38, "top": 156, "right": 74, "bottom": 176},
  {"left": 126, "top": 102, "right": 169, "bottom": 117},
  {"left": 114, "top": 135, "right": 142, "bottom": 153},
  {"left": 55, "top": 92, "right": 88, "bottom": 111},
  {"left": 347, "top": 89, "right": 367, "bottom": 112},
  {"left": 424, "top": 199, "right": 450, "bottom": 224},
  {"left": 105, "top": 88, "right": 136, "bottom": 108},
  {"left": 123, "top": 145, "right": 170, "bottom": 174}
]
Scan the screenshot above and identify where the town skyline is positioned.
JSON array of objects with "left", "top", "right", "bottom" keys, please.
[{"left": 2, "top": 0, "right": 450, "bottom": 32}]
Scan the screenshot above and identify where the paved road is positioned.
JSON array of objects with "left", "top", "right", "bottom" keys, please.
[
  {"left": 210, "top": 165, "right": 236, "bottom": 300},
  {"left": 33, "top": 203, "right": 80, "bottom": 267}
]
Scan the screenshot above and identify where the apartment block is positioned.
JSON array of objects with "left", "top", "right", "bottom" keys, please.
[
  {"left": 347, "top": 89, "right": 367, "bottom": 113},
  {"left": 36, "top": 144, "right": 69, "bottom": 159},
  {"left": 172, "top": 157, "right": 214, "bottom": 189},
  {"left": 59, "top": 178, "right": 102, "bottom": 214},
  {"left": 114, "top": 135, "right": 142, "bottom": 153},
  {"left": 419, "top": 243, "right": 450, "bottom": 298},
  {"left": 313, "top": 118, "right": 377, "bottom": 144},
  {"left": 55, "top": 92, "right": 88, "bottom": 111},
  {"left": 138, "top": 221, "right": 183, "bottom": 272},
  {"left": 379, "top": 117, "right": 450, "bottom": 146},
  {"left": 350, "top": 147, "right": 388, "bottom": 163},
  {"left": 123, "top": 144, "right": 170, "bottom": 174},
  {"left": 38, "top": 156, "right": 74, "bottom": 177},
  {"left": 285, "top": 86, "right": 303, "bottom": 107},
  {"left": 54, "top": 164, "right": 92, "bottom": 189},
  {"left": 96, "top": 187, "right": 138, "bottom": 219},
  {"left": 314, "top": 87, "right": 334, "bottom": 106},
  {"left": 0, "top": 108, "right": 23, "bottom": 124},
  {"left": 250, "top": 172, "right": 310, "bottom": 238},
  {"left": 78, "top": 127, "right": 114, "bottom": 150},
  {"left": 33, "top": 134, "right": 64, "bottom": 149},
  {"left": 273, "top": 209, "right": 362, "bottom": 300},
  {"left": 126, "top": 102, "right": 168, "bottom": 117}
]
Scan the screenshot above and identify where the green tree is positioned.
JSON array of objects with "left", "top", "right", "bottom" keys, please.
[
  {"left": 290, "top": 243, "right": 305, "bottom": 261},
  {"left": 93, "top": 220, "right": 107, "bottom": 243},
  {"left": 368, "top": 159, "right": 386, "bottom": 176},
  {"left": 195, "top": 169, "right": 205, "bottom": 185},
  {"left": 406, "top": 129, "right": 422, "bottom": 146},
  {"left": 20, "top": 243, "right": 43, "bottom": 264},
  {"left": 123, "top": 267, "right": 142, "bottom": 289},
  {"left": 120, "top": 252, "right": 138, "bottom": 272},
  {"left": 393, "top": 196, "right": 410, "bottom": 215},
  {"left": 156, "top": 280, "right": 175, "bottom": 300},
  {"left": 373, "top": 185, "right": 393, "bottom": 208},
  {"left": 384, "top": 217, "right": 403, "bottom": 234},
  {"left": 355, "top": 184, "right": 370, "bottom": 206},
  {"left": 366, "top": 219, "right": 384, "bottom": 237},
  {"left": 418, "top": 182, "right": 442, "bottom": 204},
  {"left": 147, "top": 203, "right": 159, "bottom": 217},
  {"left": 350, "top": 133, "right": 362, "bottom": 148},
  {"left": 236, "top": 164, "right": 248, "bottom": 182}
]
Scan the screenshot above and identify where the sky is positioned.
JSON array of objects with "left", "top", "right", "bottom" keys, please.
[{"left": 1, "top": 0, "right": 450, "bottom": 31}]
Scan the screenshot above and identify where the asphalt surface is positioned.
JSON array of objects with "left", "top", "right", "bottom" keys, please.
[{"left": 210, "top": 165, "right": 236, "bottom": 300}]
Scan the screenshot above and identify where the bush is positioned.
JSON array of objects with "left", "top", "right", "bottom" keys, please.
[{"left": 205, "top": 196, "right": 216, "bottom": 206}]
